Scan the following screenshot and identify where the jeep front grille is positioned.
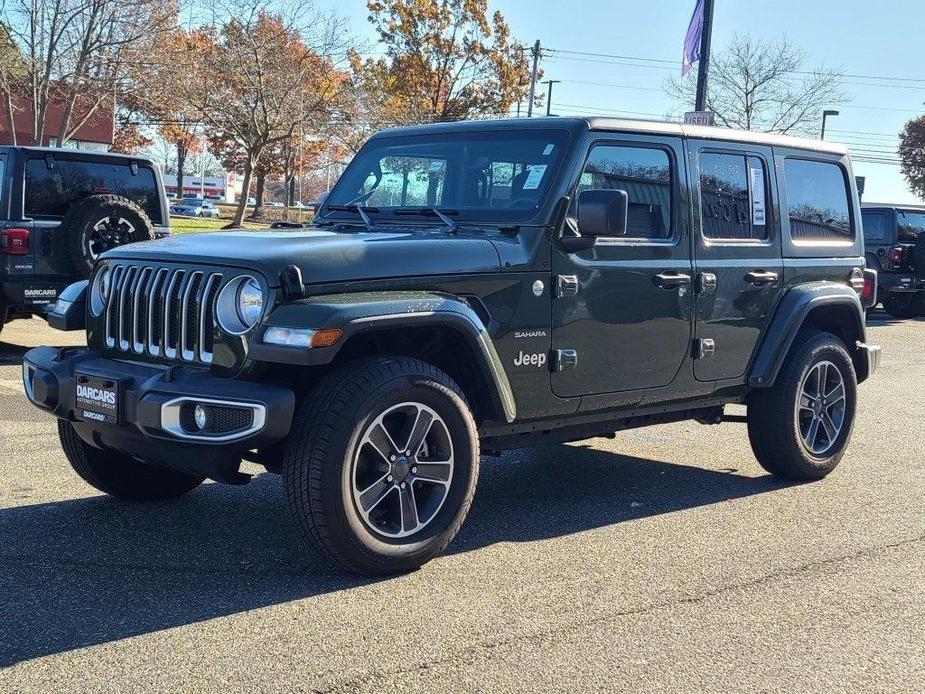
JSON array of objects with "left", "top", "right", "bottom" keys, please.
[{"left": 104, "top": 264, "right": 223, "bottom": 364}]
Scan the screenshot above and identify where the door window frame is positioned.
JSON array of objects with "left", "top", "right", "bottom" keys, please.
[
  {"left": 695, "top": 146, "right": 777, "bottom": 249},
  {"left": 568, "top": 136, "right": 683, "bottom": 247}
]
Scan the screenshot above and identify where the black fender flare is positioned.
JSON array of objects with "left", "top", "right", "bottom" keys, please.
[
  {"left": 250, "top": 290, "right": 516, "bottom": 423},
  {"left": 749, "top": 283, "right": 871, "bottom": 387}
]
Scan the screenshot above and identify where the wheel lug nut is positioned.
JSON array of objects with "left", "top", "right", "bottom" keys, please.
[
  {"left": 400, "top": 482, "right": 406, "bottom": 489},
  {"left": 387, "top": 475, "right": 394, "bottom": 482},
  {"left": 389, "top": 454, "right": 396, "bottom": 461},
  {"left": 405, "top": 450, "right": 411, "bottom": 456},
  {"left": 411, "top": 466, "right": 417, "bottom": 474}
]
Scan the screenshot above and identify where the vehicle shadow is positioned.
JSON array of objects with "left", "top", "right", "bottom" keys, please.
[
  {"left": 0, "top": 444, "right": 789, "bottom": 666},
  {"left": 866, "top": 308, "right": 925, "bottom": 327}
]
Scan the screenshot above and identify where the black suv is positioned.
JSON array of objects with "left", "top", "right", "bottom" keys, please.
[
  {"left": 861, "top": 203, "right": 925, "bottom": 317},
  {"left": 0, "top": 147, "right": 169, "bottom": 336},
  {"left": 23, "top": 118, "right": 880, "bottom": 574}
]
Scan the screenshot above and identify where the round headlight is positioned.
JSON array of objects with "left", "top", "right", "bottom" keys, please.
[
  {"left": 216, "top": 275, "right": 264, "bottom": 335},
  {"left": 90, "top": 265, "right": 111, "bottom": 316},
  {"left": 237, "top": 277, "right": 264, "bottom": 326}
]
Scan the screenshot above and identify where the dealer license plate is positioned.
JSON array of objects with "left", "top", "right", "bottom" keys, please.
[{"left": 74, "top": 373, "right": 121, "bottom": 424}]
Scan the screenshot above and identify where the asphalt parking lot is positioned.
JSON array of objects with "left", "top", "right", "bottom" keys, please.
[{"left": 0, "top": 314, "right": 922, "bottom": 692}]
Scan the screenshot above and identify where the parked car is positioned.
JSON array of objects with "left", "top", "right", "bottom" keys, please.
[
  {"left": 24, "top": 117, "right": 879, "bottom": 575},
  {"left": 170, "top": 198, "right": 220, "bottom": 218},
  {"left": 0, "top": 146, "right": 168, "bottom": 337},
  {"left": 267, "top": 201, "right": 284, "bottom": 208},
  {"left": 861, "top": 203, "right": 925, "bottom": 317},
  {"left": 247, "top": 197, "right": 256, "bottom": 206},
  {"left": 291, "top": 201, "right": 307, "bottom": 209}
]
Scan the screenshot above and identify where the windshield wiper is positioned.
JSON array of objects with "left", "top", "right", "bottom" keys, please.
[
  {"left": 322, "top": 204, "right": 379, "bottom": 230},
  {"left": 391, "top": 207, "right": 459, "bottom": 232}
]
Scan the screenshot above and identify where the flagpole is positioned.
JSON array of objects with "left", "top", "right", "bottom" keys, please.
[{"left": 694, "top": 0, "right": 715, "bottom": 111}]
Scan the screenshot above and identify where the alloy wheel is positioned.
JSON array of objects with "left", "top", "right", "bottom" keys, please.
[
  {"left": 795, "top": 360, "right": 846, "bottom": 456},
  {"left": 85, "top": 216, "right": 137, "bottom": 261},
  {"left": 351, "top": 402, "right": 454, "bottom": 539}
]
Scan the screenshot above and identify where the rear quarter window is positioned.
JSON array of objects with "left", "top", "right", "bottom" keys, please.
[
  {"left": 861, "top": 210, "right": 890, "bottom": 243},
  {"left": 784, "top": 158, "right": 854, "bottom": 243},
  {"left": 24, "top": 158, "right": 163, "bottom": 224}
]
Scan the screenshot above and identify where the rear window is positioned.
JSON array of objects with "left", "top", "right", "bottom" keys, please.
[
  {"left": 861, "top": 210, "right": 890, "bottom": 243},
  {"left": 784, "top": 159, "right": 853, "bottom": 242},
  {"left": 896, "top": 209, "right": 925, "bottom": 242},
  {"left": 24, "top": 158, "right": 163, "bottom": 224}
]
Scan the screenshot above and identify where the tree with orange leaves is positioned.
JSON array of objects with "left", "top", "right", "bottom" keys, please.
[{"left": 353, "top": 0, "right": 533, "bottom": 127}]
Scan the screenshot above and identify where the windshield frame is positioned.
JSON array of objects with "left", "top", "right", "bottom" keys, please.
[{"left": 321, "top": 127, "right": 573, "bottom": 226}]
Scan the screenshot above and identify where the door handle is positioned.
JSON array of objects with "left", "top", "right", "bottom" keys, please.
[
  {"left": 654, "top": 272, "right": 692, "bottom": 290},
  {"left": 744, "top": 270, "right": 779, "bottom": 286}
]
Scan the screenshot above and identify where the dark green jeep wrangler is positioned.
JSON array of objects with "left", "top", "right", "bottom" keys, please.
[{"left": 23, "top": 118, "right": 880, "bottom": 574}]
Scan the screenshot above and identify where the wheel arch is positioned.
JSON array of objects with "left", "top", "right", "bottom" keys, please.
[
  {"left": 749, "top": 283, "right": 872, "bottom": 387},
  {"left": 250, "top": 291, "right": 516, "bottom": 424}
]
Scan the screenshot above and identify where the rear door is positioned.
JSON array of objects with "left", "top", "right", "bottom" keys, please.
[{"left": 691, "top": 142, "right": 783, "bottom": 382}]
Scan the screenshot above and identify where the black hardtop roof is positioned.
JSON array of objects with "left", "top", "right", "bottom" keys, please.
[{"left": 0, "top": 145, "right": 155, "bottom": 166}]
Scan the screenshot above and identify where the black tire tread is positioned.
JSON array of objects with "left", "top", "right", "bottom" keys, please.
[
  {"left": 283, "top": 356, "right": 478, "bottom": 574},
  {"left": 58, "top": 420, "right": 204, "bottom": 500}
]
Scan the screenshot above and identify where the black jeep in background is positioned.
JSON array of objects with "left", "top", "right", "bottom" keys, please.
[
  {"left": 0, "top": 146, "right": 169, "bottom": 337},
  {"left": 861, "top": 203, "right": 925, "bottom": 317}
]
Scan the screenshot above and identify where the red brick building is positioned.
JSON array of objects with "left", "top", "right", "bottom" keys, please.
[{"left": 0, "top": 92, "right": 114, "bottom": 149}]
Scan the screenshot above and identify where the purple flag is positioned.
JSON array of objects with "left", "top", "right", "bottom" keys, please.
[{"left": 682, "top": 0, "right": 705, "bottom": 76}]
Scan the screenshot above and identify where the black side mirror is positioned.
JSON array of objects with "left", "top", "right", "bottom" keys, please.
[{"left": 577, "top": 189, "right": 629, "bottom": 237}]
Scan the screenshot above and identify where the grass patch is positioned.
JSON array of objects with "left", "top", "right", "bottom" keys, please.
[{"left": 169, "top": 216, "right": 271, "bottom": 235}]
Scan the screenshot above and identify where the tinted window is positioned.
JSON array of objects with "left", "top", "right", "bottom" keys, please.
[
  {"left": 896, "top": 209, "right": 925, "bottom": 242},
  {"left": 700, "top": 153, "right": 768, "bottom": 240},
  {"left": 861, "top": 210, "right": 890, "bottom": 243},
  {"left": 327, "top": 129, "right": 569, "bottom": 222},
  {"left": 576, "top": 145, "right": 672, "bottom": 239},
  {"left": 24, "top": 158, "right": 162, "bottom": 224},
  {"left": 784, "top": 159, "right": 853, "bottom": 242}
]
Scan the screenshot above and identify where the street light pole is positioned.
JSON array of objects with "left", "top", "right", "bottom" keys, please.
[
  {"left": 820, "top": 109, "right": 840, "bottom": 140},
  {"left": 526, "top": 40, "right": 541, "bottom": 117},
  {"left": 543, "top": 80, "right": 561, "bottom": 116}
]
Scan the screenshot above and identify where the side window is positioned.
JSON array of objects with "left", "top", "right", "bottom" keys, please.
[
  {"left": 576, "top": 144, "right": 672, "bottom": 240},
  {"left": 861, "top": 211, "right": 889, "bottom": 243},
  {"left": 699, "top": 152, "right": 768, "bottom": 241},
  {"left": 784, "top": 159, "right": 853, "bottom": 242},
  {"left": 24, "top": 158, "right": 163, "bottom": 224}
]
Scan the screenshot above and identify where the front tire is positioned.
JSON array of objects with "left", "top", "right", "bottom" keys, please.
[
  {"left": 747, "top": 330, "right": 857, "bottom": 480},
  {"left": 58, "top": 421, "right": 205, "bottom": 500},
  {"left": 283, "top": 357, "right": 479, "bottom": 575}
]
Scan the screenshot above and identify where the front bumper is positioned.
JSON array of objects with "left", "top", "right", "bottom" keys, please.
[{"left": 23, "top": 346, "right": 295, "bottom": 474}]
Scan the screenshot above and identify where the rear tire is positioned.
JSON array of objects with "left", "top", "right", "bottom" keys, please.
[
  {"left": 283, "top": 357, "right": 479, "bottom": 575},
  {"left": 882, "top": 293, "right": 918, "bottom": 319},
  {"left": 747, "top": 330, "right": 857, "bottom": 481},
  {"left": 58, "top": 421, "right": 204, "bottom": 500}
]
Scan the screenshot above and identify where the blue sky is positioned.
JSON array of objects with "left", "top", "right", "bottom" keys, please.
[{"left": 321, "top": 0, "right": 925, "bottom": 205}]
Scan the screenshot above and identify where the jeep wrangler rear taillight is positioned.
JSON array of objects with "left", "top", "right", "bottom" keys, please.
[
  {"left": 0, "top": 228, "right": 29, "bottom": 255},
  {"left": 886, "top": 246, "right": 905, "bottom": 266}
]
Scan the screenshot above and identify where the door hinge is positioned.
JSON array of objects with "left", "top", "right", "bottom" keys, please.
[
  {"left": 697, "top": 272, "right": 717, "bottom": 294},
  {"left": 553, "top": 348, "right": 578, "bottom": 372},
  {"left": 693, "top": 338, "right": 715, "bottom": 360},
  {"left": 556, "top": 275, "right": 579, "bottom": 298}
]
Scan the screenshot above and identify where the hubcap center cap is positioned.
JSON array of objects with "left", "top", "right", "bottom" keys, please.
[{"left": 391, "top": 456, "right": 411, "bottom": 482}]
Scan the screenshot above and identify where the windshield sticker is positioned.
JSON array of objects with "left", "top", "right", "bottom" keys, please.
[
  {"left": 522, "top": 164, "right": 548, "bottom": 190},
  {"left": 543, "top": 144, "right": 555, "bottom": 156},
  {"left": 750, "top": 165, "right": 766, "bottom": 226},
  {"left": 428, "top": 160, "right": 445, "bottom": 172}
]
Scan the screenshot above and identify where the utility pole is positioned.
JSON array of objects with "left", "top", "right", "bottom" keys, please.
[
  {"left": 694, "top": 0, "right": 716, "bottom": 112},
  {"left": 526, "top": 40, "right": 541, "bottom": 117},
  {"left": 543, "top": 80, "right": 561, "bottom": 116}
]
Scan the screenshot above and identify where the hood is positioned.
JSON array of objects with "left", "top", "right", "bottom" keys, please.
[{"left": 103, "top": 226, "right": 502, "bottom": 286}]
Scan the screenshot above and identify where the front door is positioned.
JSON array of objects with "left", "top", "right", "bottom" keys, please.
[
  {"left": 690, "top": 142, "right": 784, "bottom": 381},
  {"left": 551, "top": 134, "right": 693, "bottom": 398}
]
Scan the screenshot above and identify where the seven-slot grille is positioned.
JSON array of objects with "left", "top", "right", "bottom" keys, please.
[{"left": 103, "top": 264, "right": 223, "bottom": 364}]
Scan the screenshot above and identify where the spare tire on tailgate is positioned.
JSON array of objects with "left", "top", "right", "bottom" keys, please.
[{"left": 56, "top": 194, "right": 155, "bottom": 279}]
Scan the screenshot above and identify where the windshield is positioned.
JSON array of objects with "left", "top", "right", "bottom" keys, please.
[
  {"left": 324, "top": 129, "right": 570, "bottom": 222},
  {"left": 897, "top": 210, "right": 925, "bottom": 241}
]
